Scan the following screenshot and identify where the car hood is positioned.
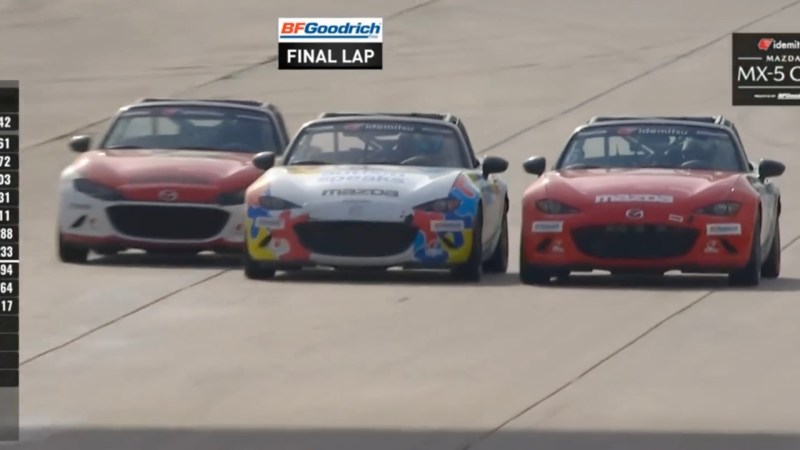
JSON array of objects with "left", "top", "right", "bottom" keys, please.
[
  {"left": 261, "top": 165, "right": 465, "bottom": 204},
  {"left": 543, "top": 168, "right": 743, "bottom": 205},
  {"left": 70, "top": 149, "right": 261, "bottom": 187}
]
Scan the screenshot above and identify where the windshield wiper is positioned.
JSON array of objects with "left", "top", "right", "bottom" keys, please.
[
  {"left": 563, "top": 164, "right": 604, "bottom": 170},
  {"left": 172, "top": 146, "right": 223, "bottom": 151},
  {"left": 289, "top": 160, "right": 328, "bottom": 166},
  {"left": 105, "top": 144, "right": 142, "bottom": 149}
]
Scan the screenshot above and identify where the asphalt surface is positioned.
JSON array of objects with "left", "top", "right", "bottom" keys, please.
[{"left": 5, "top": 0, "right": 800, "bottom": 448}]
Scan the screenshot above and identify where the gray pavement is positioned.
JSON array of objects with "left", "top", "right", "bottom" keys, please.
[{"left": 4, "top": 0, "right": 800, "bottom": 448}]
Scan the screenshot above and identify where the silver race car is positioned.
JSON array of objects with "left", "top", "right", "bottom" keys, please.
[{"left": 243, "top": 112, "right": 510, "bottom": 282}]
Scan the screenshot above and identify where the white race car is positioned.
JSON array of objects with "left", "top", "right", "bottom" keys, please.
[{"left": 243, "top": 112, "right": 510, "bottom": 282}]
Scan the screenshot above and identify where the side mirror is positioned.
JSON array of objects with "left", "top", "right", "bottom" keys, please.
[
  {"left": 481, "top": 156, "right": 508, "bottom": 177},
  {"left": 69, "top": 135, "right": 91, "bottom": 153},
  {"left": 758, "top": 159, "right": 785, "bottom": 180},
  {"left": 522, "top": 156, "right": 547, "bottom": 176},
  {"left": 252, "top": 151, "right": 276, "bottom": 171}
]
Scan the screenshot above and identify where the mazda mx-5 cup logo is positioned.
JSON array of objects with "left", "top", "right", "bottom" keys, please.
[
  {"left": 158, "top": 189, "right": 179, "bottom": 202},
  {"left": 625, "top": 208, "right": 644, "bottom": 220}
]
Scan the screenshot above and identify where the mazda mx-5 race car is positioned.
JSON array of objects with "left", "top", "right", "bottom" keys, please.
[
  {"left": 519, "top": 116, "right": 785, "bottom": 286},
  {"left": 242, "top": 112, "right": 510, "bottom": 282},
  {"left": 57, "top": 98, "right": 290, "bottom": 263}
]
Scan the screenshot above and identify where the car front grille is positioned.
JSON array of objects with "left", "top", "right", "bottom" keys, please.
[
  {"left": 106, "top": 205, "right": 229, "bottom": 240},
  {"left": 294, "top": 221, "right": 418, "bottom": 257},
  {"left": 571, "top": 224, "right": 699, "bottom": 259}
]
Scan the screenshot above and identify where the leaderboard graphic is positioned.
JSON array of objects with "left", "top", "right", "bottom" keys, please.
[
  {"left": 732, "top": 33, "right": 800, "bottom": 105},
  {"left": 0, "top": 81, "right": 17, "bottom": 441},
  {"left": 278, "top": 17, "right": 383, "bottom": 70}
]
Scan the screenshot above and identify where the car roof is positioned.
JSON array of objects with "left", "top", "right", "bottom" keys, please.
[
  {"left": 579, "top": 115, "right": 740, "bottom": 135},
  {"left": 309, "top": 112, "right": 461, "bottom": 127},
  {"left": 118, "top": 98, "right": 274, "bottom": 114}
]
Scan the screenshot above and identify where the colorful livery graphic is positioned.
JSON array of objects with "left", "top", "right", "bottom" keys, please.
[
  {"left": 519, "top": 116, "right": 785, "bottom": 286},
  {"left": 57, "top": 98, "right": 290, "bottom": 262},
  {"left": 243, "top": 113, "right": 509, "bottom": 282}
]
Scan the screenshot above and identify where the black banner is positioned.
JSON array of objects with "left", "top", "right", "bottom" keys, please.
[
  {"left": 0, "top": 370, "right": 17, "bottom": 387},
  {"left": 0, "top": 334, "right": 17, "bottom": 352},
  {"left": 278, "top": 43, "right": 383, "bottom": 70},
  {"left": 732, "top": 33, "right": 800, "bottom": 105},
  {"left": 0, "top": 89, "right": 17, "bottom": 114},
  {"left": 0, "top": 316, "right": 16, "bottom": 334},
  {"left": 0, "top": 115, "right": 16, "bottom": 132},
  {"left": 0, "top": 298, "right": 16, "bottom": 314}
]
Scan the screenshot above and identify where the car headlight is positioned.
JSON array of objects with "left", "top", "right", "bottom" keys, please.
[
  {"left": 414, "top": 198, "right": 461, "bottom": 213},
  {"left": 259, "top": 195, "right": 301, "bottom": 210},
  {"left": 535, "top": 199, "right": 580, "bottom": 214},
  {"left": 695, "top": 201, "right": 741, "bottom": 216},
  {"left": 72, "top": 178, "right": 125, "bottom": 201},
  {"left": 216, "top": 189, "right": 246, "bottom": 206}
]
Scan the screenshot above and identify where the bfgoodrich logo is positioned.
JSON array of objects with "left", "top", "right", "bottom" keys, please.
[{"left": 277, "top": 18, "right": 383, "bottom": 70}]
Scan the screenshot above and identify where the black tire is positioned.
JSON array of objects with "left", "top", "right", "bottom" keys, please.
[
  {"left": 518, "top": 238, "right": 552, "bottom": 285},
  {"left": 243, "top": 251, "right": 276, "bottom": 280},
  {"left": 761, "top": 219, "right": 781, "bottom": 278},
  {"left": 58, "top": 233, "right": 89, "bottom": 264},
  {"left": 451, "top": 208, "right": 483, "bottom": 282},
  {"left": 728, "top": 216, "right": 762, "bottom": 287},
  {"left": 482, "top": 212, "right": 508, "bottom": 273}
]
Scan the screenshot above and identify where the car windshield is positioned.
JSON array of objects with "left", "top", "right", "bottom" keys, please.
[
  {"left": 100, "top": 105, "right": 281, "bottom": 153},
  {"left": 556, "top": 124, "right": 746, "bottom": 172},
  {"left": 284, "top": 120, "right": 469, "bottom": 168}
]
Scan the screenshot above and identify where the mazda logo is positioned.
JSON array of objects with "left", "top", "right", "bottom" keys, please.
[
  {"left": 158, "top": 189, "right": 178, "bottom": 202},
  {"left": 625, "top": 208, "right": 644, "bottom": 219}
]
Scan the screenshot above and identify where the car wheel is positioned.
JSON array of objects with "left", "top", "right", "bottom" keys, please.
[
  {"left": 518, "top": 238, "right": 552, "bottom": 285},
  {"left": 58, "top": 233, "right": 89, "bottom": 264},
  {"left": 761, "top": 219, "right": 780, "bottom": 278},
  {"left": 451, "top": 208, "right": 483, "bottom": 282},
  {"left": 243, "top": 251, "right": 276, "bottom": 280},
  {"left": 482, "top": 211, "right": 508, "bottom": 273},
  {"left": 728, "top": 216, "right": 762, "bottom": 286}
]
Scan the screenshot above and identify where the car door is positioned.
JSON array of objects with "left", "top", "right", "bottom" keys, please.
[{"left": 456, "top": 120, "right": 501, "bottom": 250}]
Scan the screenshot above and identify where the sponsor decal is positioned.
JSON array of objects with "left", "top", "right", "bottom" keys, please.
[
  {"left": 625, "top": 208, "right": 644, "bottom": 219},
  {"left": 318, "top": 171, "right": 405, "bottom": 184},
  {"left": 255, "top": 216, "right": 285, "bottom": 229},
  {"left": 668, "top": 214, "right": 684, "bottom": 223},
  {"left": 322, "top": 188, "right": 399, "bottom": 197},
  {"left": 430, "top": 220, "right": 464, "bottom": 232},
  {"left": 278, "top": 18, "right": 383, "bottom": 70},
  {"left": 69, "top": 203, "right": 92, "bottom": 210},
  {"left": 706, "top": 223, "right": 742, "bottom": 236},
  {"left": 157, "top": 189, "right": 178, "bottom": 202},
  {"left": 595, "top": 194, "right": 674, "bottom": 204},
  {"left": 551, "top": 239, "right": 564, "bottom": 253},
  {"left": 363, "top": 122, "right": 415, "bottom": 132},
  {"left": 532, "top": 221, "right": 563, "bottom": 233}
]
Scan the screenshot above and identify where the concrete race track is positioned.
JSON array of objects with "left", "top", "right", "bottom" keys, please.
[{"left": 5, "top": 0, "right": 800, "bottom": 448}]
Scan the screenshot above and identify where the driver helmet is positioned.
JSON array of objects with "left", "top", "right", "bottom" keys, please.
[
  {"left": 682, "top": 137, "right": 716, "bottom": 163},
  {"left": 637, "top": 133, "right": 672, "bottom": 152}
]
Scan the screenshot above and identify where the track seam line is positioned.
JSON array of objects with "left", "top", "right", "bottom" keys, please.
[
  {"left": 460, "top": 290, "right": 715, "bottom": 450},
  {"left": 462, "top": 2, "right": 800, "bottom": 446},
  {"left": 23, "top": 0, "right": 442, "bottom": 152},
  {"left": 20, "top": 270, "right": 230, "bottom": 367},
  {"left": 477, "top": 0, "right": 800, "bottom": 155}
]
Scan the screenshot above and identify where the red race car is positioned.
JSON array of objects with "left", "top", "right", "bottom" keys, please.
[
  {"left": 519, "top": 116, "right": 785, "bottom": 286},
  {"left": 57, "top": 98, "right": 290, "bottom": 263}
]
